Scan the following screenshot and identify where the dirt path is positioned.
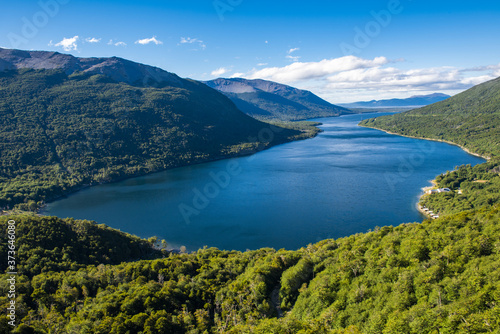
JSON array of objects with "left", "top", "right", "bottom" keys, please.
[{"left": 270, "top": 286, "right": 284, "bottom": 318}]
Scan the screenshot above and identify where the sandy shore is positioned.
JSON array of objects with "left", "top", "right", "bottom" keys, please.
[{"left": 415, "top": 180, "right": 438, "bottom": 219}]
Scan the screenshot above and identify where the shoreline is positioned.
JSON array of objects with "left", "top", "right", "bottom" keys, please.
[
  {"left": 7, "top": 115, "right": 487, "bottom": 252},
  {"left": 359, "top": 123, "right": 491, "bottom": 221},
  {"left": 358, "top": 124, "right": 491, "bottom": 161},
  {"left": 416, "top": 180, "right": 437, "bottom": 219},
  {"left": 35, "top": 121, "right": 323, "bottom": 214}
]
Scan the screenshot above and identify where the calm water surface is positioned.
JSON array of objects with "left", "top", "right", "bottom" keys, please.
[{"left": 45, "top": 113, "right": 485, "bottom": 251}]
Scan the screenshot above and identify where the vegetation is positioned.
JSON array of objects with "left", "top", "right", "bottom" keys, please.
[
  {"left": 0, "top": 215, "right": 165, "bottom": 278},
  {"left": 205, "top": 78, "right": 352, "bottom": 121},
  {"left": 420, "top": 160, "right": 500, "bottom": 217},
  {"left": 268, "top": 120, "right": 324, "bottom": 137},
  {"left": 2, "top": 56, "right": 500, "bottom": 333},
  {"left": 0, "top": 69, "right": 307, "bottom": 211},
  {"left": 1, "top": 207, "right": 500, "bottom": 333},
  {"left": 360, "top": 76, "right": 500, "bottom": 158}
]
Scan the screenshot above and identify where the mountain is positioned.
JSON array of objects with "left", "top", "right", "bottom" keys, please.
[
  {"left": 205, "top": 77, "right": 352, "bottom": 121},
  {"left": 360, "top": 77, "right": 500, "bottom": 158},
  {"left": 0, "top": 48, "right": 306, "bottom": 210},
  {"left": 341, "top": 93, "right": 451, "bottom": 108},
  {"left": 0, "top": 48, "right": 184, "bottom": 87}
]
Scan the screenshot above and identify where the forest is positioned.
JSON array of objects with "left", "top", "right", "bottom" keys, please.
[
  {"left": 419, "top": 160, "right": 500, "bottom": 217},
  {"left": 1, "top": 205, "right": 499, "bottom": 333},
  {"left": 0, "top": 69, "right": 317, "bottom": 212}
]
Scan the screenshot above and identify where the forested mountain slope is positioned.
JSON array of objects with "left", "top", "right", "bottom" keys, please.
[
  {"left": 0, "top": 215, "right": 164, "bottom": 277},
  {"left": 205, "top": 78, "right": 351, "bottom": 121},
  {"left": 360, "top": 76, "right": 500, "bottom": 158},
  {"left": 0, "top": 49, "right": 304, "bottom": 210}
]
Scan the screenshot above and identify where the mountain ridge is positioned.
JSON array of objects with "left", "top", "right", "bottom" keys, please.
[
  {"left": 0, "top": 48, "right": 307, "bottom": 210},
  {"left": 341, "top": 93, "right": 451, "bottom": 108},
  {"left": 205, "top": 77, "right": 352, "bottom": 121},
  {"left": 0, "top": 47, "right": 184, "bottom": 87}
]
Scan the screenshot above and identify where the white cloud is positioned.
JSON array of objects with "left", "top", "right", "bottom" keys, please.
[
  {"left": 180, "top": 37, "right": 206, "bottom": 50},
  {"left": 286, "top": 55, "right": 301, "bottom": 62},
  {"left": 247, "top": 56, "right": 389, "bottom": 83},
  {"left": 236, "top": 56, "right": 499, "bottom": 103},
  {"left": 257, "top": 63, "right": 268, "bottom": 67},
  {"left": 211, "top": 67, "right": 230, "bottom": 77},
  {"left": 54, "top": 36, "right": 79, "bottom": 51},
  {"left": 286, "top": 48, "right": 301, "bottom": 62},
  {"left": 107, "top": 39, "right": 126, "bottom": 47},
  {"left": 230, "top": 72, "right": 245, "bottom": 78},
  {"left": 85, "top": 37, "right": 101, "bottom": 43},
  {"left": 324, "top": 66, "right": 492, "bottom": 91},
  {"left": 135, "top": 36, "right": 163, "bottom": 45}
]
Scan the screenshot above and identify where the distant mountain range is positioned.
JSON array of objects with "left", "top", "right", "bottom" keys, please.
[
  {"left": 0, "top": 48, "right": 304, "bottom": 210},
  {"left": 205, "top": 78, "right": 352, "bottom": 121},
  {"left": 340, "top": 93, "right": 451, "bottom": 108}
]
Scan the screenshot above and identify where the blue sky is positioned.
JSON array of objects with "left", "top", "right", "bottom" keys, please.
[{"left": 2, "top": 0, "right": 500, "bottom": 102}]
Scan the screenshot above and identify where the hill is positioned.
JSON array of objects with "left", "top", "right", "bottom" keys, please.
[
  {"left": 0, "top": 215, "right": 164, "bottom": 277},
  {"left": 205, "top": 78, "right": 352, "bottom": 121},
  {"left": 341, "top": 93, "right": 450, "bottom": 108},
  {"left": 1, "top": 205, "right": 499, "bottom": 333},
  {"left": 0, "top": 48, "right": 307, "bottom": 210},
  {"left": 360, "top": 77, "right": 500, "bottom": 158}
]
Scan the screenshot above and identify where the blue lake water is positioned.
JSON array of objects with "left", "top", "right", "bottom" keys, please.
[{"left": 44, "top": 113, "right": 485, "bottom": 251}]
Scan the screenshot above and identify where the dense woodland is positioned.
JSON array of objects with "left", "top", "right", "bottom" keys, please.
[
  {"left": 420, "top": 160, "right": 500, "bottom": 216},
  {"left": 1, "top": 206, "right": 499, "bottom": 333},
  {"left": 0, "top": 69, "right": 315, "bottom": 211}
]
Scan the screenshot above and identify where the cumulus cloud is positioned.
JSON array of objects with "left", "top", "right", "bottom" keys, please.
[
  {"left": 211, "top": 67, "right": 230, "bottom": 77},
  {"left": 85, "top": 37, "right": 101, "bottom": 43},
  {"left": 179, "top": 37, "right": 206, "bottom": 50},
  {"left": 230, "top": 72, "right": 245, "bottom": 78},
  {"left": 325, "top": 66, "right": 494, "bottom": 91},
  {"left": 135, "top": 36, "right": 163, "bottom": 45},
  {"left": 53, "top": 36, "right": 79, "bottom": 51},
  {"left": 247, "top": 56, "right": 389, "bottom": 83},
  {"left": 238, "top": 56, "right": 499, "bottom": 103}
]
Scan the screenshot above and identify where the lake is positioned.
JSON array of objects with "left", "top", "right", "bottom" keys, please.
[{"left": 44, "top": 113, "right": 485, "bottom": 251}]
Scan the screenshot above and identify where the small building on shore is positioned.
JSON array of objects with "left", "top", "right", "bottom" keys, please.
[{"left": 427, "top": 188, "right": 451, "bottom": 194}]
